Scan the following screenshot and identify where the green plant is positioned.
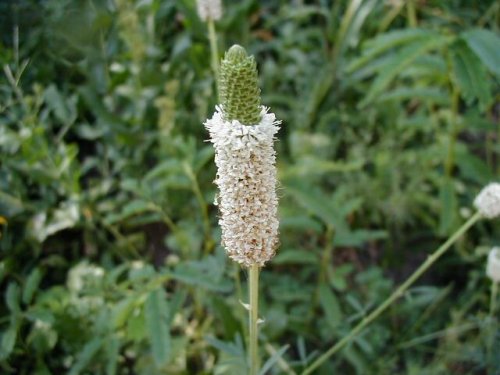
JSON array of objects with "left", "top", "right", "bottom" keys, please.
[
  {"left": 1, "top": 0, "right": 499, "bottom": 374},
  {"left": 205, "top": 44, "right": 281, "bottom": 375}
]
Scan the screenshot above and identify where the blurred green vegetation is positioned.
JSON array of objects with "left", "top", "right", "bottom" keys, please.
[{"left": 0, "top": 0, "right": 499, "bottom": 374}]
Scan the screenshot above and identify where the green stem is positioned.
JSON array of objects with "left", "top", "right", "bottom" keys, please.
[
  {"left": 249, "top": 264, "right": 260, "bottom": 375},
  {"left": 301, "top": 211, "right": 482, "bottom": 375},
  {"left": 207, "top": 19, "right": 219, "bottom": 88},
  {"left": 234, "top": 264, "right": 248, "bottom": 341},
  {"left": 406, "top": 0, "right": 417, "bottom": 27},
  {"left": 183, "top": 163, "right": 214, "bottom": 253}
]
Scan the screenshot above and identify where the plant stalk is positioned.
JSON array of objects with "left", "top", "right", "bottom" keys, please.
[
  {"left": 207, "top": 19, "right": 219, "bottom": 87},
  {"left": 249, "top": 264, "right": 260, "bottom": 375},
  {"left": 183, "top": 163, "right": 214, "bottom": 254},
  {"left": 406, "top": 0, "right": 417, "bottom": 27},
  {"left": 301, "top": 211, "right": 482, "bottom": 375}
]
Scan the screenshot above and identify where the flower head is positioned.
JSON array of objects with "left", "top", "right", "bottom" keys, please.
[
  {"left": 474, "top": 183, "right": 500, "bottom": 219},
  {"left": 486, "top": 247, "right": 500, "bottom": 283},
  {"left": 196, "top": 0, "right": 223, "bottom": 22},
  {"left": 206, "top": 107, "right": 280, "bottom": 266},
  {"left": 205, "top": 45, "right": 280, "bottom": 267}
]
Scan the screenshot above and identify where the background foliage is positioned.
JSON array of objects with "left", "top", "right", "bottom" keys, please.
[{"left": 0, "top": 0, "right": 499, "bottom": 374}]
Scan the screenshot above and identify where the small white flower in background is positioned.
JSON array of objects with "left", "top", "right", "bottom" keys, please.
[
  {"left": 196, "top": 0, "right": 223, "bottom": 22},
  {"left": 205, "top": 106, "right": 280, "bottom": 267},
  {"left": 67, "top": 262, "right": 106, "bottom": 318},
  {"left": 486, "top": 247, "right": 500, "bottom": 283},
  {"left": 474, "top": 182, "right": 500, "bottom": 219},
  {"left": 67, "top": 261, "right": 105, "bottom": 293}
]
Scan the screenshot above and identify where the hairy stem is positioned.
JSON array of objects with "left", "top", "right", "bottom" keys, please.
[{"left": 249, "top": 264, "right": 260, "bottom": 375}]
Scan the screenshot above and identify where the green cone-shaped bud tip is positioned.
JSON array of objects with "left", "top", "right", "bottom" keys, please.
[{"left": 219, "top": 45, "right": 262, "bottom": 125}]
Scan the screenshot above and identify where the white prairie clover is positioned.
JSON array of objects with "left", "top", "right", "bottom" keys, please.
[
  {"left": 474, "top": 183, "right": 500, "bottom": 219},
  {"left": 196, "top": 0, "right": 223, "bottom": 22},
  {"left": 205, "top": 45, "right": 280, "bottom": 267},
  {"left": 205, "top": 45, "right": 279, "bottom": 375}
]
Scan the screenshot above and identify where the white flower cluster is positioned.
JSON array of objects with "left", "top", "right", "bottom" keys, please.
[
  {"left": 196, "top": 0, "right": 223, "bottom": 22},
  {"left": 67, "top": 261, "right": 105, "bottom": 293},
  {"left": 487, "top": 247, "right": 500, "bottom": 283},
  {"left": 474, "top": 183, "right": 500, "bottom": 219},
  {"left": 67, "top": 262, "right": 106, "bottom": 318},
  {"left": 205, "top": 106, "right": 280, "bottom": 267}
]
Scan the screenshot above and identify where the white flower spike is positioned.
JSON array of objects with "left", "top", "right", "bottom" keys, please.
[
  {"left": 205, "top": 45, "right": 280, "bottom": 267},
  {"left": 486, "top": 247, "right": 500, "bottom": 283},
  {"left": 196, "top": 0, "right": 223, "bottom": 22},
  {"left": 474, "top": 182, "right": 500, "bottom": 219},
  {"left": 205, "top": 107, "right": 280, "bottom": 267}
]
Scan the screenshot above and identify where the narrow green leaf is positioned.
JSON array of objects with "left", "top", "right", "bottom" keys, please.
[
  {"left": 167, "top": 290, "right": 188, "bottom": 327},
  {"left": 145, "top": 288, "right": 171, "bottom": 367},
  {"left": 334, "top": 229, "right": 387, "bottom": 247},
  {"left": 24, "top": 308, "right": 54, "bottom": 325},
  {"left": 6, "top": 282, "right": 20, "bottom": 314},
  {"left": 319, "top": 284, "right": 343, "bottom": 330},
  {"left": 23, "top": 268, "right": 43, "bottom": 305},
  {"left": 122, "top": 200, "right": 154, "bottom": 216},
  {"left": 0, "top": 318, "right": 19, "bottom": 360},
  {"left": 273, "top": 249, "right": 318, "bottom": 265},
  {"left": 456, "top": 148, "right": 494, "bottom": 183},
  {"left": 337, "top": 0, "right": 378, "bottom": 61},
  {"left": 0, "top": 191, "right": 24, "bottom": 217},
  {"left": 105, "top": 335, "right": 120, "bottom": 375},
  {"left": 286, "top": 186, "right": 336, "bottom": 227},
  {"left": 68, "top": 337, "right": 102, "bottom": 375},
  {"left": 126, "top": 307, "right": 146, "bottom": 342},
  {"left": 281, "top": 158, "right": 364, "bottom": 178},
  {"left": 206, "top": 335, "right": 246, "bottom": 357},
  {"left": 211, "top": 296, "right": 242, "bottom": 340},
  {"left": 103, "top": 199, "right": 155, "bottom": 225},
  {"left": 0, "top": 262, "right": 6, "bottom": 285},
  {"left": 44, "top": 85, "right": 71, "bottom": 124},
  {"left": 258, "top": 344, "right": 290, "bottom": 375},
  {"left": 112, "top": 296, "right": 138, "bottom": 329},
  {"left": 193, "top": 146, "right": 215, "bottom": 173},
  {"left": 280, "top": 216, "right": 323, "bottom": 234},
  {"left": 328, "top": 264, "right": 353, "bottom": 292},
  {"left": 461, "top": 28, "right": 500, "bottom": 76},
  {"left": 343, "top": 345, "right": 369, "bottom": 374},
  {"left": 378, "top": 87, "right": 449, "bottom": 105},
  {"left": 171, "top": 256, "right": 232, "bottom": 292}
]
